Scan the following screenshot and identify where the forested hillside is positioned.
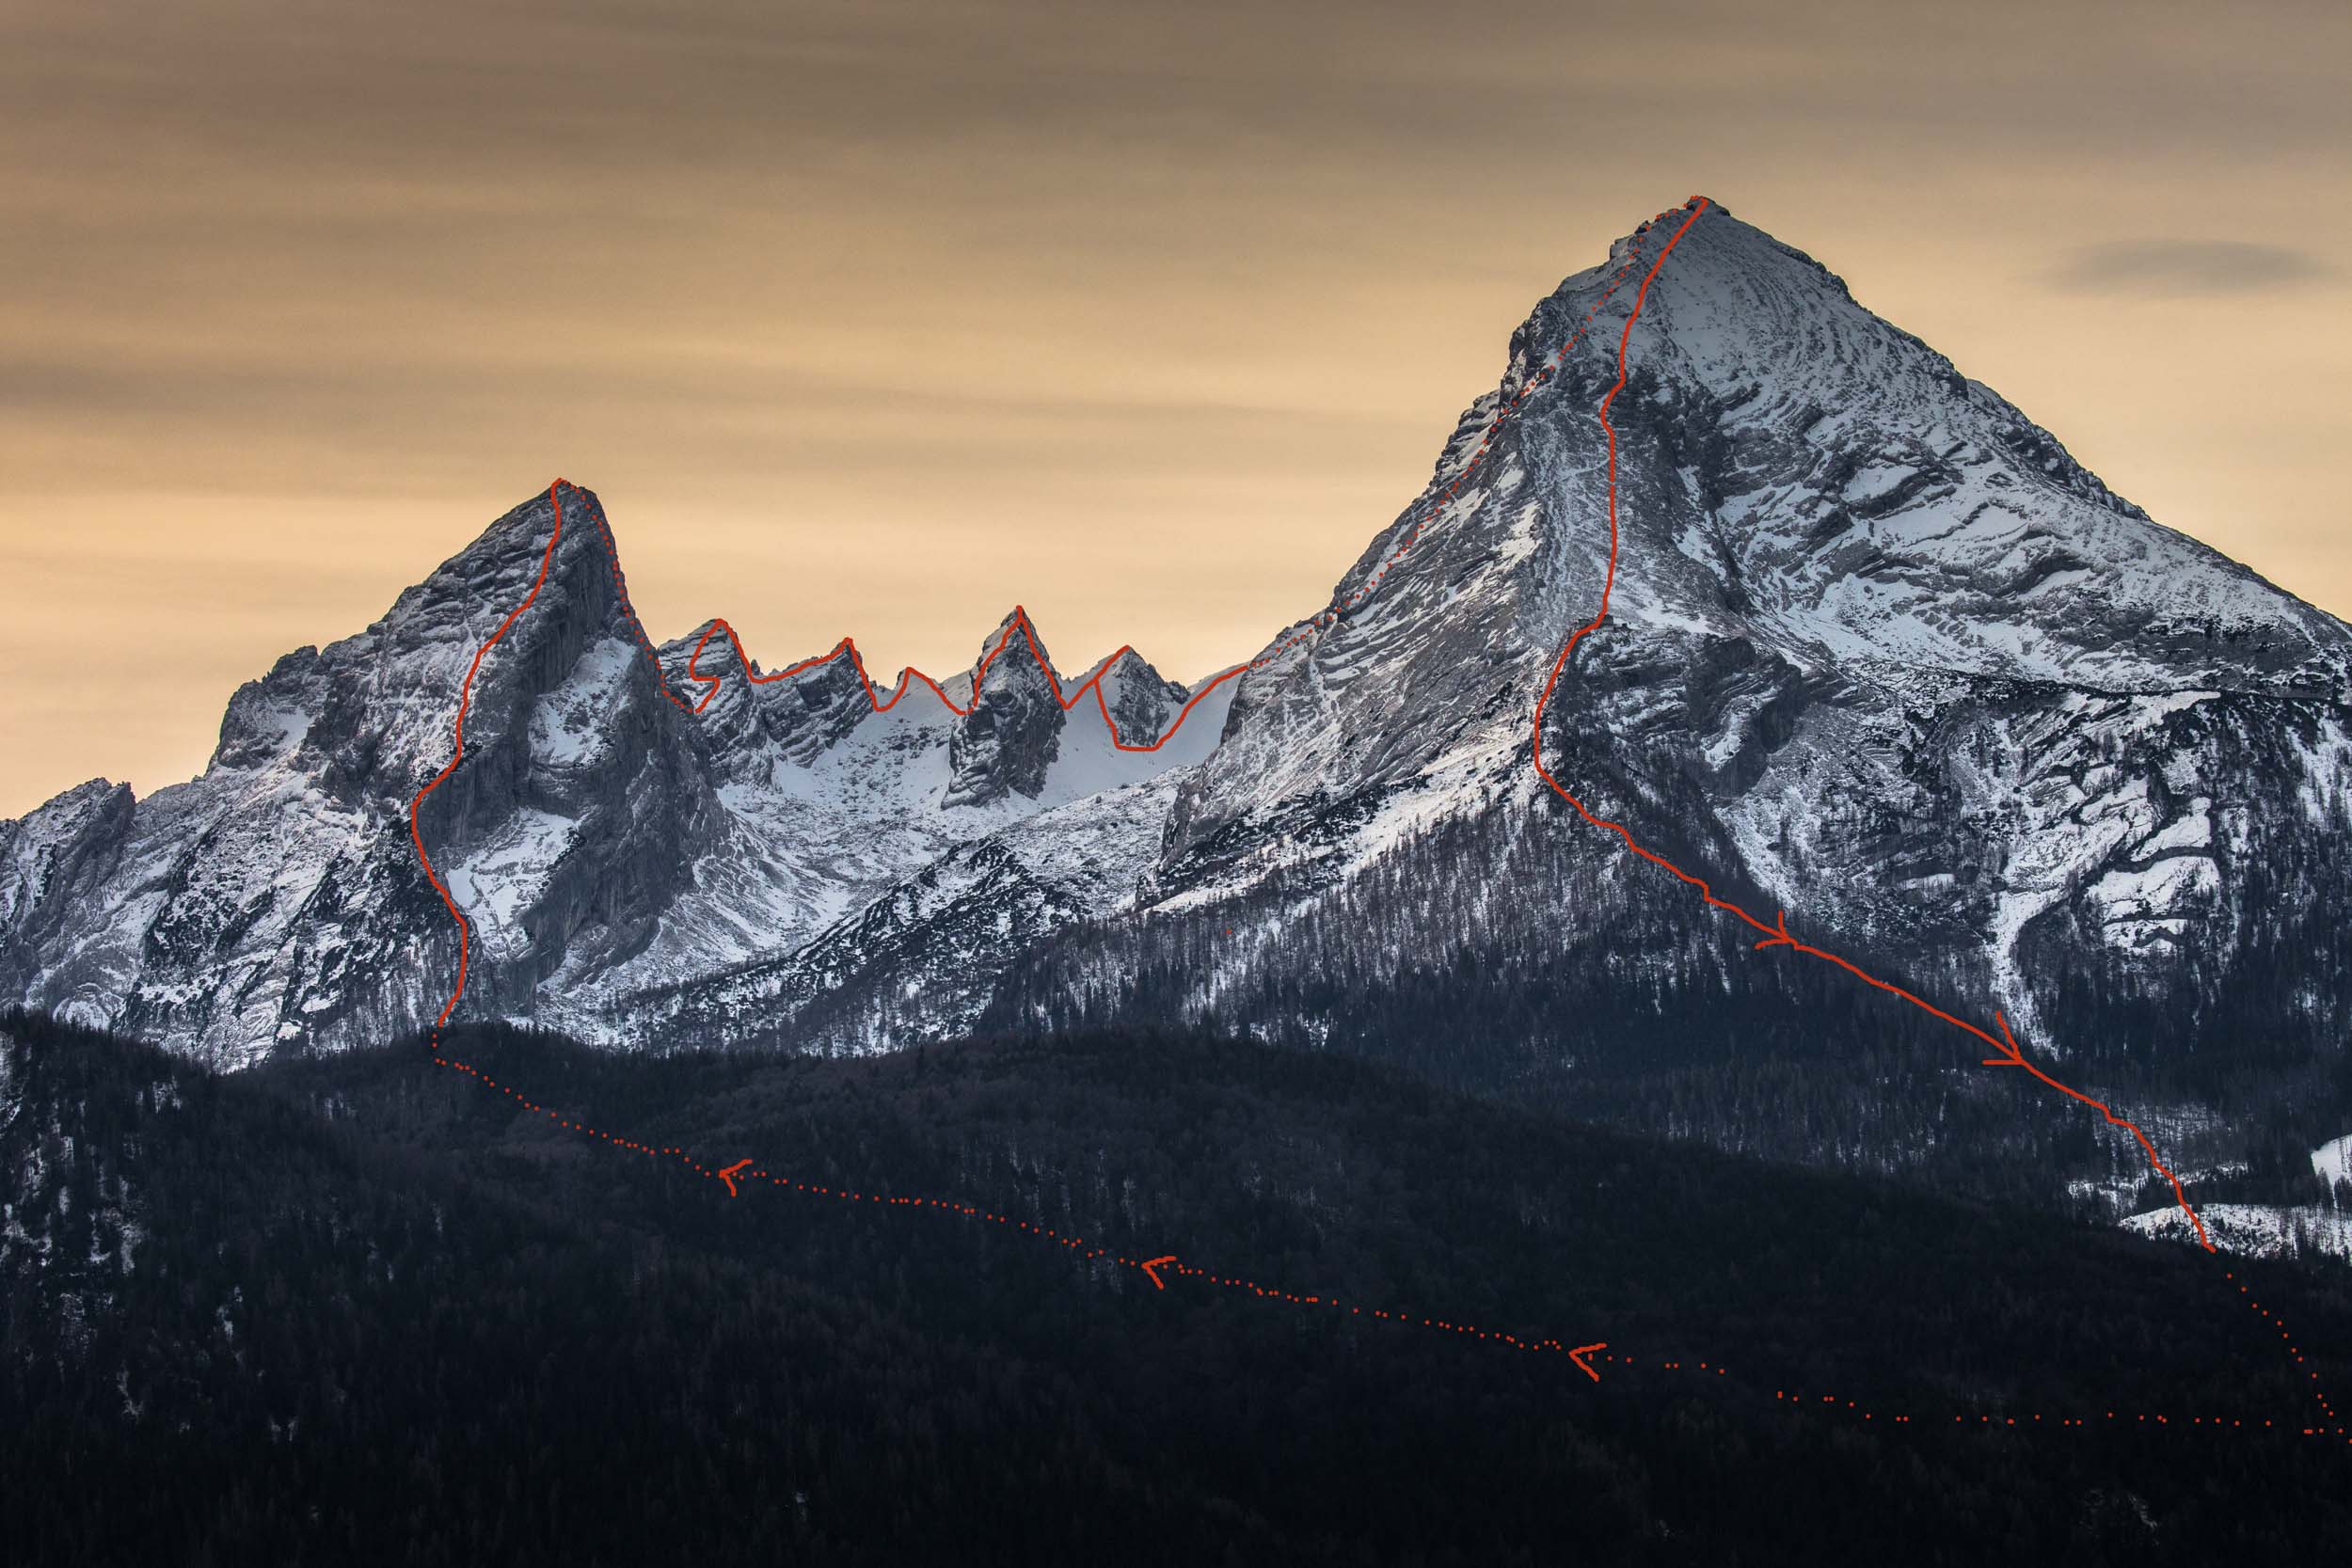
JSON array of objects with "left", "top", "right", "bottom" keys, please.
[{"left": 7, "top": 1009, "right": 2349, "bottom": 1563}]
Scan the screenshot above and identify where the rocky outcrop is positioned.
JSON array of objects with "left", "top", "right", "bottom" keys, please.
[{"left": 945, "top": 611, "right": 1066, "bottom": 807}]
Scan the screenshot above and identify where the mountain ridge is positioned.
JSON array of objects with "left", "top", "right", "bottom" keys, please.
[{"left": 4, "top": 197, "right": 2348, "bottom": 1256}]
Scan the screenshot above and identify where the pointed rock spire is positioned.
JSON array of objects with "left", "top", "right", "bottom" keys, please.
[{"left": 945, "top": 609, "right": 1066, "bottom": 806}]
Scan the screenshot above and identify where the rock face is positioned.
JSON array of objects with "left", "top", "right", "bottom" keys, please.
[
  {"left": 944, "top": 612, "right": 1067, "bottom": 808},
  {"left": 4, "top": 198, "right": 2349, "bottom": 1233}
]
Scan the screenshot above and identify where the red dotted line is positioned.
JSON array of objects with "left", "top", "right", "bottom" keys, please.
[
  {"left": 427, "top": 1034, "right": 1607, "bottom": 1375},
  {"left": 2230, "top": 1270, "right": 2347, "bottom": 1442},
  {"left": 1768, "top": 1387, "right": 2330, "bottom": 1435},
  {"left": 421, "top": 1031, "right": 2350, "bottom": 1435},
  {"left": 1585, "top": 1356, "right": 2344, "bottom": 1439}
]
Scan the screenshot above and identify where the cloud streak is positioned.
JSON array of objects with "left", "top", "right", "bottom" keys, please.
[{"left": 2043, "top": 240, "right": 2333, "bottom": 296}]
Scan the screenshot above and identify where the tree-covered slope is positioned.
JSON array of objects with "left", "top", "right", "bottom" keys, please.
[{"left": 6, "top": 1009, "right": 2349, "bottom": 1563}]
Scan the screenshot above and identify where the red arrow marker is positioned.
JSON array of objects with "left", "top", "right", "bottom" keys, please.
[
  {"left": 1981, "top": 1013, "right": 2027, "bottom": 1069},
  {"left": 718, "top": 1158, "right": 753, "bottom": 1197},
  {"left": 1570, "top": 1342, "right": 1607, "bottom": 1383},
  {"left": 1140, "top": 1255, "right": 1177, "bottom": 1291}
]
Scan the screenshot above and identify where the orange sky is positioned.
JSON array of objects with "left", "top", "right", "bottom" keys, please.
[{"left": 3, "top": 0, "right": 2346, "bottom": 816}]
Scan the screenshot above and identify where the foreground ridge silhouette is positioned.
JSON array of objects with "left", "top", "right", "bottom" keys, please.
[{"left": 399, "top": 199, "right": 2344, "bottom": 1440}]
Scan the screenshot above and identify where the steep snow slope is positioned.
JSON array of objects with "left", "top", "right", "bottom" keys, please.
[{"left": 1132, "top": 199, "right": 2352, "bottom": 1056}]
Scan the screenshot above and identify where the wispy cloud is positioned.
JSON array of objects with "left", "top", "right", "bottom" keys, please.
[{"left": 2043, "top": 239, "right": 2333, "bottom": 296}]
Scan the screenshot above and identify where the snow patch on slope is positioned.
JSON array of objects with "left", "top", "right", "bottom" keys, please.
[{"left": 2123, "top": 1202, "right": 2352, "bottom": 1263}]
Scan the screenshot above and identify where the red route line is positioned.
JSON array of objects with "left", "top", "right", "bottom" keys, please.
[
  {"left": 1533, "top": 197, "right": 2343, "bottom": 1444},
  {"left": 420, "top": 1038, "right": 2346, "bottom": 1434},
  {"left": 426, "top": 1029, "right": 2349, "bottom": 1437},
  {"left": 1527, "top": 197, "right": 2221, "bottom": 1252},
  {"left": 426, "top": 1037, "right": 1613, "bottom": 1379},
  {"left": 1593, "top": 1346, "right": 2344, "bottom": 1438},
  {"left": 406, "top": 507, "right": 564, "bottom": 1029},
  {"left": 408, "top": 203, "right": 1688, "bottom": 1036},
  {"left": 397, "top": 202, "right": 2346, "bottom": 1441}
]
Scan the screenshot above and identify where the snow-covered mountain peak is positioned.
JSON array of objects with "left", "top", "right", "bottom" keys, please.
[
  {"left": 1163, "top": 197, "right": 2352, "bottom": 877},
  {"left": 1613, "top": 208, "right": 2348, "bottom": 691},
  {"left": 1426, "top": 200, "right": 2352, "bottom": 696},
  {"left": 1089, "top": 648, "right": 1193, "bottom": 749},
  {"left": 390, "top": 483, "right": 615, "bottom": 638},
  {"left": 1533, "top": 199, "right": 1915, "bottom": 415}
]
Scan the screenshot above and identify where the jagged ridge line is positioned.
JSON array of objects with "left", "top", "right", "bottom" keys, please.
[
  {"left": 407, "top": 232, "right": 1683, "bottom": 1046},
  {"left": 562, "top": 209, "right": 1687, "bottom": 743},
  {"left": 572, "top": 476, "right": 1246, "bottom": 751}
]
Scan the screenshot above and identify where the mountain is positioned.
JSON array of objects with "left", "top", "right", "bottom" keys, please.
[
  {"left": 994, "top": 198, "right": 2352, "bottom": 1236},
  {"left": 0, "top": 485, "right": 1226, "bottom": 1068},
  {"left": 4, "top": 198, "right": 2348, "bottom": 1243}
]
